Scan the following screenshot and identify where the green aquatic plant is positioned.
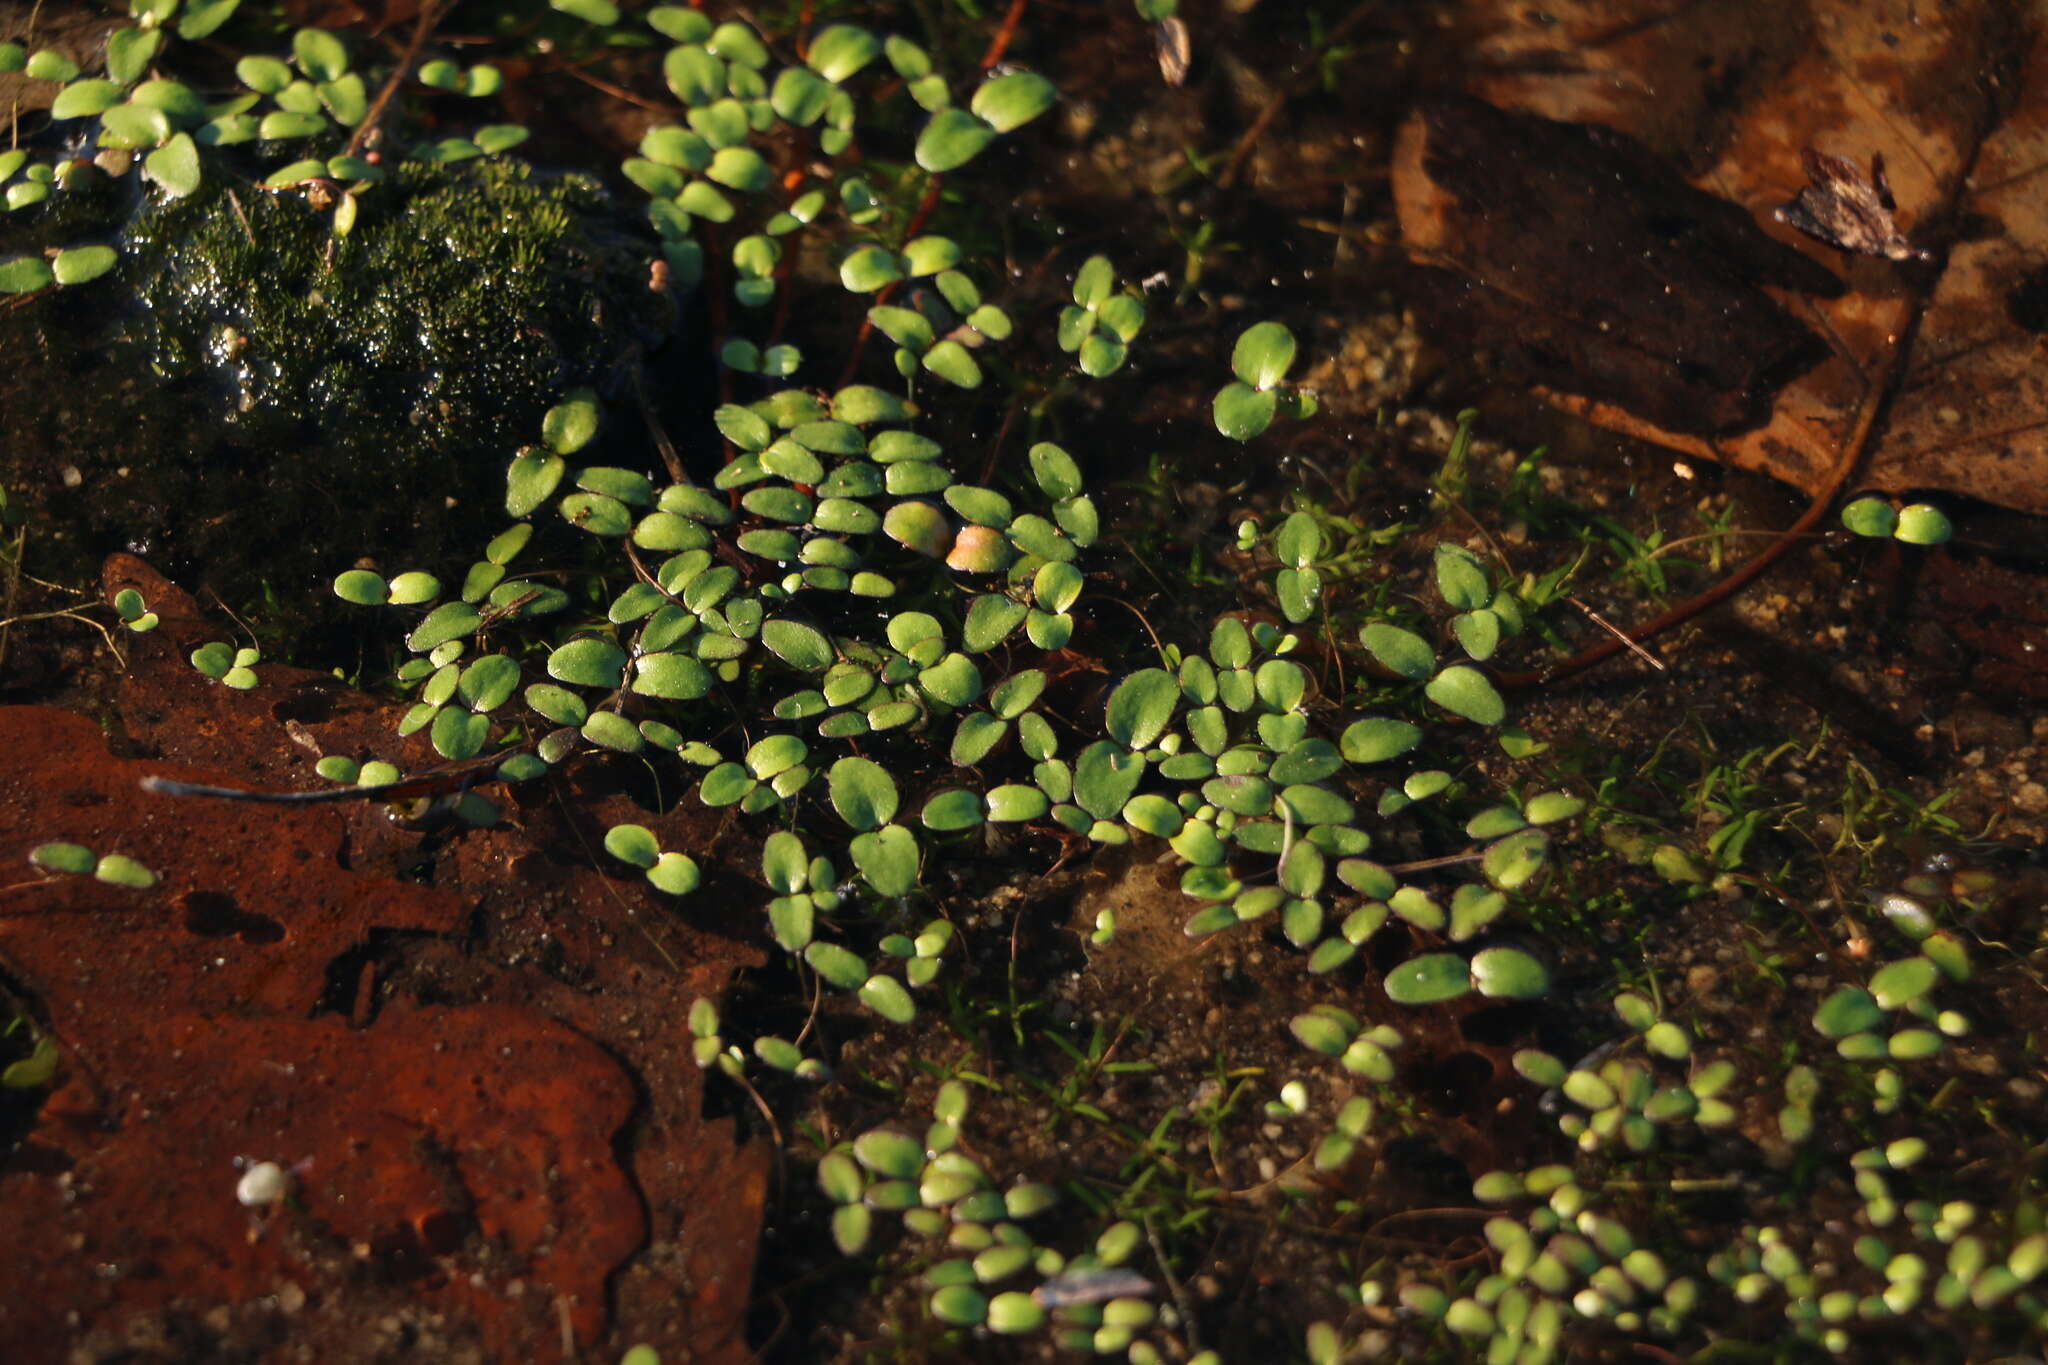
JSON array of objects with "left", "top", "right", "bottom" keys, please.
[
  {"left": 7, "top": 6, "right": 2025, "bottom": 1363},
  {"left": 26, "top": 840, "right": 157, "bottom": 888}
]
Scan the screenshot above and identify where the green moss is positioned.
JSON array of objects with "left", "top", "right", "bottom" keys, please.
[
  {"left": 1, "top": 156, "right": 665, "bottom": 622},
  {"left": 125, "top": 156, "right": 662, "bottom": 473}
]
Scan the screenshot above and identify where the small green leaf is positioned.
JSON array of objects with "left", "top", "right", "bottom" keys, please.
[
  {"left": 970, "top": 70, "right": 1056, "bottom": 132},
  {"left": 986, "top": 784, "right": 1049, "bottom": 822},
  {"left": 1073, "top": 741, "right": 1145, "bottom": 819},
  {"left": 0, "top": 257, "right": 54, "bottom": 294},
  {"left": 1435, "top": 544, "right": 1492, "bottom": 610},
  {"left": 1482, "top": 829, "right": 1548, "bottom": 890},
  {"left": 1339, "top": 717, "right": 1421, "bottom": 764},
  {"left": 923, "top": 788, "right": 986, "bottom": 830},
  {"left": 771, "top": 65, "right": 833, "bottom": 124},
  {"left": 708, "top": 145, "right": 769, "bottom": 192},
  {"left": 93, "top": 854, "right": 157, "bottom": 889},
  {"left": 632, "top": 653, "right": 712, "bottom": 700},
  {"left": 258, "top": 110, "right": 328, "bottom": 140},
  {"left": 1231, "top": 321, "right": 1297, "bottom": 390},
  {"left": 916, "top": 108, "right": 995, "bottom": 172},
  {"left": 1121, "top": 794, "right": 1183, "bottom": 838},
  {"left": 830, "top": 756, "right": 899, "bottom": 830},
  {"left": 1385, "top": 952, "right": 1472, "bottom": 1006},
  {"left": 505, "top": 451, "right": 566, "bottom": 517},
  {"left": 805, "top": 941, "right": 868, "bottom": 991},
  {"left": 1212, "top": 381, "right": 1276, "bottom": 441},
  {"left": 838, "top": 244, "right": 903, "bottom": 292},
  {"left": 922, "top": 339, "right": 982, "bottom": 388},
  {"left": 1, "top": 1034, "right": 59, "bottom": 1089},
  {"left": 1471, "top": 947, "right": 1549, "bottom": 999},
  {"left": 859, "top": 973, "right": 916, "bottom": 1023},
  {"left": 663, "top": 45, "right": 726, "bottom": 106},
  {"left": 30, "top": 842, "right": 95, "bottom": 874},
  {"left": 962, "top": 595, "right": 1027, "bottom": 652},
  {"left": 582, "top": 711, "right": 643, "bottom": 752},
  {"left": 761, "top": 617, "right": 834, "bottom": 671},
  {"left": 604, "top": 824, "right": 660, "bottom": 869},
  {"left": 807, "top": 24, "right": 881, "bottom": 82},
  {"left": 1841, "top": 496, "right": 1898, "bottom": 538},
  {"left": 24, "top": 50, "right": 80, "bottom": 82},
  {"left": 547, "top": 637, "right": 627, "bottom": 689},
  {"left": 51, "top": 80, "right": 123, "bottom": 120},
  {"left": 543, "top": 390, "right": 601, "bottom": 455},
  {"left": 1426, "top": 665, "right": 1506, "bottom": 725},
  {"left": 524, "top": 684, "right": 588, "bottom": 726},
  {"left": 320, "top": 73, "right": 368, "bottom": 125},
  {"left": 188, "top": 641, "right": 234, "bottom": 678},
  {"left": 47, "top": 246, "right": 114, "bottom": 287},
  {"left": 293, "top": 28, "right": 350, "bottom": 82},
  {"left": 145, "top": 131, "right": 201, "bottom": 196},
  {"left": 1814, "top": 987, "right": 1883, "bottom": 1038},
  {"left": 1894, "top": 503, "right": 1952, "bottom": 545},
  {"left": 1104, "top": 669, "right": 1177, "bottom": 749},
  {"left": 560, "top": 492, "right": 631, "bottom": 537},
  {"left": 177, "top": 1, "right": 242, "bottom": 41},
  {"left": 551, "top": 0, "right": 621, "bottom": 24},
  {"left": 1028, "top": 442, "right": 1082, "bottom": 500},
  {"left": 1870, "top": 956, "right": 1939, "bottom": 1010},
  {"left": 458, "top": 654, "right": 520, "bottom": 712},
  {"left": 107, "top": 28, "right": 162, "bottom": 86},
  {"left": 622, "top": 158, "right": 684, "bottom": 197},
  {"left": 851, "top": 823, "right": 919, "bottom": 896}
]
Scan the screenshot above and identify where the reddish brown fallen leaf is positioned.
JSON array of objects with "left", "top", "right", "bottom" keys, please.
[{"left": 0, "top": 562, "right": 770, "bottom": 1362}]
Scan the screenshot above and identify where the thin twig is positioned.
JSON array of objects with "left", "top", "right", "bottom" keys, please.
[
  {"left": 344, "top": 0, "right": 449, "bottom": 160},
  {"left": 1217, "top": 2, "right": 1384, "bottom": 190},
  {"left": 628, "top": 358, "right": 690, "bottom": 486},
  {"left": 980, "top": 0, "right": 1030, "bottom": 70},
  {"left": 1567, "top": 595, "right": 1666, "bottom": 672},
  {"left": 564, "top": 62, "right": 670, "bottom": 113},
  {"left": 1494, "top": 330, "right": 1912, "bottom": 690}
]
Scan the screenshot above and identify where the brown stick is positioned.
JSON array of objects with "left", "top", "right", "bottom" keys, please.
[
  {"left": 1493, "top": 334, "right": 1910, "bottom": 691},
  {"left": 980, "top": 0, "right": 1030, "bottom": 70},
  {"left": 344, "top": 0, "right": 449, "bottom": 160},
  {"left": 1217, "top": 1, "right": 1384, "bottom": 190}
]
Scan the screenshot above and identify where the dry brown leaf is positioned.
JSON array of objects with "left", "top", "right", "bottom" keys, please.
[{"left": 1405, "top": 0, "right": 2048, "bottom": 513}]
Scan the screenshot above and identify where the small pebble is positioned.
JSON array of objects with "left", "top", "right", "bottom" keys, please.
[{"left": 236, "top": 1162, "right": 289, "bottom": 1208}]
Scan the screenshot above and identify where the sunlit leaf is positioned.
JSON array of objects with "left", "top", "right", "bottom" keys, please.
[
  {"left": 916, "top": 108, "right": 994, "bottom": 172},
  {"left": 830, "top": 755, "right": 899, "bottom": 830},
  {"left": 1231, "top": 321, "right": 1297, "bottom": 390}
]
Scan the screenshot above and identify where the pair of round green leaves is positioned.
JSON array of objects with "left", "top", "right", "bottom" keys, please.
[
  {"left": 1379, "top": 946, "right": 1549, "bottom": 1003},
  {"left": 0, "top": 245, "right": 117, "bottom": 294},
  {"left": 1360, "top": 622, "right": 1507, "bottom": 725},
  {"left": 602, "top": 823, "right": 703, "bottom": 895},
  {"left": 1214, "top": 321, "right": 1299, "bottom": 441},
  {"left": 1840, "top": 496, "right": 1951, "bottom": 545},
  {"left": 29, "top": 841, "right": 158, "bottom": 889},
  {"left": 914, "top": 71, "right": 1057, "bottom": 172}
]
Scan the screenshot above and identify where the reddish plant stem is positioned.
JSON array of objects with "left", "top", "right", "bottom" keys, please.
[
  {"left": 344, "top": 0, "right": 448, "bottom": 160},
  {"left": 1492, "top": 331, "right": 1908, "bottom": 691},
  {"left": 1217, "top": 1, "right": 1384, "bottom": 190},
  {"left": 978, "top": 393, "right": 1024, "bottom": 485},
  {"left": 981, "top": 0, "right": 1030, "bottom": 69},
  {"left": 835, "top": 178, "right": 947, "bottom": 389}
]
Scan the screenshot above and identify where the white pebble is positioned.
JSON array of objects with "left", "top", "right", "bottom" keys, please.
[{"left": 236, "top": 1161, "right": 289, "bottom": 1207}]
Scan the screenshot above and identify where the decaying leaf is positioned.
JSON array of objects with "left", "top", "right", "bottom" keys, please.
[
  {"left": 1775, "top": 149, "right": 1932, "bottom": 262},
  {"left": 1402, "top": 0, "right": 2048, "bottom": 515},
  {"left": 0, "top": 570, "right": 768, "bottom": 1362}
]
